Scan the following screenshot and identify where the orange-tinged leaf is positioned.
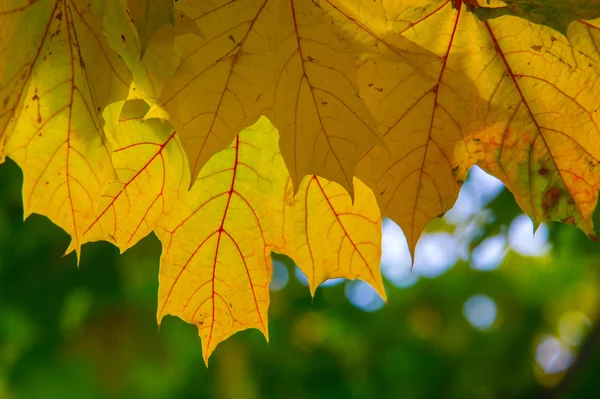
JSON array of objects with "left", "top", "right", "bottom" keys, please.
[
  {"left": 1, "top": 0, "right": 132, "bottom": 257},
  {"left": 83, "top": 100, "right": 185, "bottom": 250},
  {"left": 466, "top": 11, "right": 600, "bottom": 235},
  {"left": 357, "top": 0, "right": 600, "bottom": 252},
  {"left": 356, "top": 0, "right": 485, "bottom": 253},
  {"left": 283, "top": 176, "right": 385, "bottom": 299},
  {"left": 155, "top": 117, "right": 288, "bottom": 364},
  {"left": 151, "top": 0, "right": 435, "bottom": 194}
]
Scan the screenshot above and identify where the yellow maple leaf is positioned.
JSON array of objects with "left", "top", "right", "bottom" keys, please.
[
  {"left": 152, "top": 116, "right": 384, "bottom": 363},
  {"left": 476, "top": 15, "right": 600, "bottom": 235},
  {"left": 83, "top": 99, "right": 185, "bottom": 250},
  {"left": 0, "top": 0, "right": 132, "bottom": 257},
  {"left": 283, "top": 175, "right": 386, "bottom": 299},
  {"left": 150, "top": 0, "right": 435, "bottom": 195},
  {"left": 155, "top": 117, "right": 286, "bottom": 364}
]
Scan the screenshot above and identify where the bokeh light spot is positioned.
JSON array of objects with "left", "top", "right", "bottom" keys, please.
[
  {"left": 472, "top": 235, "right": 507, "bottom": 271},
  {"left": 444, "top": 184, "right": 481, "bottom": 225},
  {"left": 413, "top": 233, "right": 459, "bottom": 278},
  {"left": 508, "top": 214, "right": 550, "bottom": 256},
  {"left": 321, "top": 278, "right": 345, "bottom": 287},
  {"left": 468, "top": 166, "right": 505, "bottom": 202},
  {"left": 294, "top": 266, "right": 308, "bottom": 286},
  {"left": 270, "top": 260, "right": 289, "bottom": 291},
  {"left": 535, "top": 336, "right": 573, "bottom": 374},
  {"left": 344, "top": 281, "right": 385, "bottom": 312},
  {"left": 463, "top": 295, "right": 497, "bottom": 330},
  {"left": 444, "top": 166, "right": 504, "bottom": 225},
  {"left": 380, "top": 219, "right": 418, "bottom": 288}
]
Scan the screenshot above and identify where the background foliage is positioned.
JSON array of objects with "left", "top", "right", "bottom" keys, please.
[{"left": 2, "top": 156, "right": 600, "bottom": 398}]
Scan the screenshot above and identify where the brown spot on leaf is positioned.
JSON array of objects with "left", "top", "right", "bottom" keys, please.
[
  {"left": 32, "top": 91, "right": 41, "bottom": 123},
  {"left": 538, "top": 167, "right": 549, "bottom": 176},
  {"left": 542, "top": 187, "right": 561, "bottom": 213},
  {"left": 562, "top": 216, "right": 575, "bottom": 225},
  {"left": 531, "top": 44, "right": 543, "bottom": 52}
]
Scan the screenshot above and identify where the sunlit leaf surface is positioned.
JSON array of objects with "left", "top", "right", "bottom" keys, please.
[
  {"left": 151, "top": 0, "right": 435, "bottom": 194},
  {"left": 358, "top": 0, "right": 600, "bottom": 252},
  {"left": 1, "top": 0, "right": 132, "bottom": 256},
  {"left": 283, "top": 176, "right": 385, "bottom": 299}
]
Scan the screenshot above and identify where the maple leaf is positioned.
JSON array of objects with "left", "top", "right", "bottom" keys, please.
[
  {"left": 0, "top": 0, "right": 132, "bottom": 257},
  {"left": 150, "top": 0, "right": 436, "bottom": 195},
  {"left": 357, "top": 0, "right": 600, "bottom": 252},
  {"left": 124, "top": 115, "right": 385, "bottom": 362},
  {"left": 83, "top": 99, "right": 184, "bottom": 251},
  {"left": 355, "top": 0, "right": 488, "bottom": 253},
  {"left": 283, "top": 175, "right": 386, "bottom": 299}
]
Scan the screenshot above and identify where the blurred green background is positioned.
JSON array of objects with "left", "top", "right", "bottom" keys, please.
[{"left": 1, "top": 157, "right": 600, "bottom": 399}]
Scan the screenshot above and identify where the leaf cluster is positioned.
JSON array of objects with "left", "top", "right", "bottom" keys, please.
[{"left": 1, "top": 0, "right": 599, "bottom": 362}]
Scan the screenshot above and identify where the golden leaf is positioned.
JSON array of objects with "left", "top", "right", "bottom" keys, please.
[
  {"left": 151, "top": 0, "right": 435, "bottom": 194},
  {"left": 155, "top": 117, "right": 384, "bottom": 362},
  {"left": 156, "top": 117, "right": 288, "bottom": 363},
  {"left": 356, "top": 0, "right": 485, "bottom": 253},
  {"left": 83, "top": 99, "right": 184, "bottom": 250},
  {"left": 1, "top": 0, "right": 132, "bottom": 257},
  {"left": 357, "top": 0, "right": 600, "bottom": 252},
  {"left": 283, "top": 175, "right": 385, "bottom": 299}
]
